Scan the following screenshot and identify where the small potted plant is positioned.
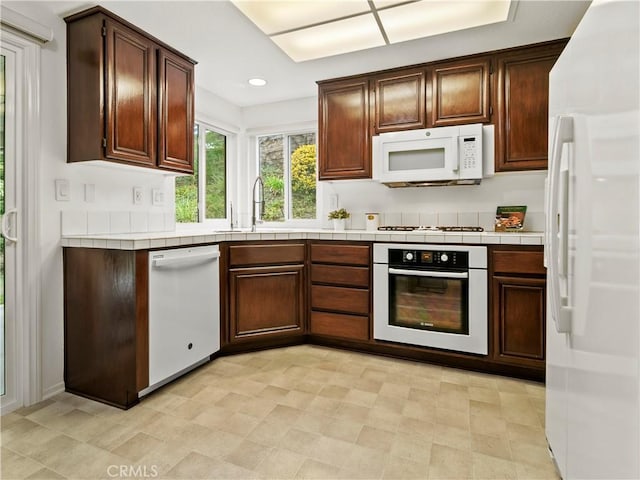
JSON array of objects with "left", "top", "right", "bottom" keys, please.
[{"left": 328, "top": 208, "right": 350, "bottom": 230}]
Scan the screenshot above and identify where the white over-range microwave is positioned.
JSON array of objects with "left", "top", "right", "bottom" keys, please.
[{"left": 372, "top": 123, "right": 495, "bottom": 187}]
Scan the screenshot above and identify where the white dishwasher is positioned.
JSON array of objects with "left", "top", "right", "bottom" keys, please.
[{"left": 142, "top": 244, "right": 220, "bottom": 395}]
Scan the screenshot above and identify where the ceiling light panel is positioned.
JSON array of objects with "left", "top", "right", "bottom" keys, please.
[
  {"left": 270, "top": 14, "right": 386, "bottom": 62},
  {"left": 379, "top": 0, "right": 512, "bottom": 44},
  {"left": 231, "top": 0, "right": 371, "bottom": 35}
]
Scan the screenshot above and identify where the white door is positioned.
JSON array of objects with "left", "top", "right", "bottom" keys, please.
[{"left": 0, "top": 42, "right": 21, "bottom": 412}]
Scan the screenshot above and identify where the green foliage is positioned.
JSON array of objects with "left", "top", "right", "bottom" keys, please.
[
  {"left": 175, "top": 175, "right": 197, "bottom": 223},
  {"left": 291, "top": 144, "right": 316, "bottom": 219},
  {"left": 328, "top": 207, "right": 350, "bottom": 220}
]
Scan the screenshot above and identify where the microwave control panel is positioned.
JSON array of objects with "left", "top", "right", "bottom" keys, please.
[{"left": 459, "top": 135, "right": 481, "bottom": 177}]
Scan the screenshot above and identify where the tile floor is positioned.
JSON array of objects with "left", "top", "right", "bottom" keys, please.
[{"left": 1, "top": 345, "right": 559, "bottom": 479}]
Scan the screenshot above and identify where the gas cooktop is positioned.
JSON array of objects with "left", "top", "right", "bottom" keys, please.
[{"left": 378, "top": 225, "right": 485, "bottom": 232}]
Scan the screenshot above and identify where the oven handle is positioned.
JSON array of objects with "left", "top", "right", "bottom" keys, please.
[{"left": 388, "top": 267, "right": 468, "bottom": 279}]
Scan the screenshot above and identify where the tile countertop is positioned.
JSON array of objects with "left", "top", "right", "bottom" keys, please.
[{"left": 60, "top": 228, "right": 544, "bottom": 250}]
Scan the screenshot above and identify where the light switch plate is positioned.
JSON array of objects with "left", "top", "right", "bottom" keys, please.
[
  {"left": 84, "top": 184, "right": 95, "bottom": 203},
  {"left": 329, "top": 194, "right": 338, "bottom": 211},
  {"left": 152, "top": 189, "right": 164, "bottom": 206},
  {"left": 55, "top": 179, "right": 70, "bottom": 201}
]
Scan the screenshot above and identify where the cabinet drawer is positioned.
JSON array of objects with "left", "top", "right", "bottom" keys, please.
[
  {"left": 311, "top": 285, "right": 369, "bottom": 315},
  {"left": 492, "top": 249, "right": 545, "bottom": 275},
  {"left": 311, "top": 264, "right": 369, "bottom": 288},
  {"left": 310, "top": 311, "right": 369, "bottom": 340},
  {"left": 229, "top": 243, "right": 305, "bottom": 267},
  {"left": 310, "top": 244, "right": 370, "bottom": 266}
]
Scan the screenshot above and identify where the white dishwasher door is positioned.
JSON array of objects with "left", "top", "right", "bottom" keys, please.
[{"left": 147, "top": 245, "right": 220, "bottom": 389}]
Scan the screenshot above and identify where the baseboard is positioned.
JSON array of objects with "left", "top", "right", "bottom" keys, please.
[{"left": 42, "top": 382, "right": 65, "bottom": 400}]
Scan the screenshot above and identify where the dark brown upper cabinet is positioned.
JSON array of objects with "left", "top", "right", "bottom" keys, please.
[
  {"left": 318, "top": 78, "right": 371, "bottom": 180},
  {"left": 494, "top": 41, "right": 567, "bottom": 172},
  {"left": 66, "top": 7, "right": 195, "bottom": 174},
  {"left": 431, "top": 57, "right": 492, "bottom": 127},
  {"left": 373, "top": 68, "right": 427, "bottom": 134}
]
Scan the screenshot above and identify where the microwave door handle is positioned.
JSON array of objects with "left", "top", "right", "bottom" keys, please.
[
  {"left": 388, "top": 267, "right": 468, "bottom": 279},
  {"left": 448, "top": 139, "right": 459, "bottom": 172}
]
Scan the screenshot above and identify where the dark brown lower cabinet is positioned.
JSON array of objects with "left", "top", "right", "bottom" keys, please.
[
  {"left": 63, "top": 248, "right": 148, "bottom": 409},
  {"left": 308, "top": 242, "right": 372, "bottom": 342},
  {"left": 229, "top": 265, "right": 305, "bottom": 342},
  {"left": 490, "top": 246, "right": 546, "bottom": 373}
]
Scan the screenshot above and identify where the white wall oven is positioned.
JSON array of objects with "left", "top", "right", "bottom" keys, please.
[{"left": 373, "top": 243, "right": 488, "bottom": 355}]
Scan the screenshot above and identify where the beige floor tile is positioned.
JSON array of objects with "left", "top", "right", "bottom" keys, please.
[
  {"left": 352, "top": 377, "right": 384, "bottom": 395},
  {"left": 470, "top": 414, "right": 508, "bottom": 437},
  {"left": 215, "top": 392, "right": 253, "bottom": 411},
  {"left": 306, "top": 396, "right": 341, "bottom": 416},
  {"left": 435, "top": 406, "right": 470, "bottom": 430},
  {"left": 397, "top": 416, "right": 434, "bottom": 439},
  {"left": 383, "top": 454, "right": 429, "bottom": 479},
  {"left": 310, "top": 435, "right": 357, "bottom": 467},
  {"left": 432, "top": 423, "right": 472, "bottom": 451},
  {"left": 366, "top": 406, "right": 403, "bottom": 432},
  {"left": 189, "top": 428, "right": 245, "bottom": 459},
  {"left": 389, "top": 432, "right": 432, "bottom": 464},
  {"left": 111, "top": 432, "right": 165, "bottom": 462},
  {"left": 356, "top": 425, "right": 396, "bottom": 452},
  {"left": 1, "top": 447, "right": 45, "bottom": 479},
  {"left": 24, "top": 467, "right": 66, "bottom": 479},
  {"left": 342, "top": 444, "right": 388, "bottom": 478},
  {"left": 374, "top": 395, "right": 406, "bottom": 415},
  {"left": 295, "top": 458, "right": 341, "bottom": 479},
  {"left": 471, "top": 432, "right": 512, "bottom": 461},
  {"left": 215, "top": 411, "right": 261, "bottom": 437},
  {"left": 279, "top": 389, "right": 317, "bottom": 410},
  {"left": 263, "top": 404, "right": 303, "bottom": 426},
  {"left": 469, "top": 386, "right": 502, "bottom": 405},
  {"left": 402, "top": 399, "right": 436, "bottom": 423},
  {"left": 470, "top": 400, "right": 503, "bottom": 418},
  {"left": 13, "top": 399, "right": 56, "bottom": 417},
  {"left": 135, "top": 441, "right": 191, "bottom": 477},
  {"left": 279, "top": 428, "right": 322, "bottom": 457},
  {"left": 505, "top": 422, "right": 547, "bottom": 447},
  {"left": 343, "top": 388, "right": 378, "bottom": 408},
  {"left": 472, "top": 452, "right": 518, "bottom": 479},
  {"left": 84, "top": 420, "right": 139, "bottom": 451},
  {"left": 428, "top": 443, "right": 473, "bottom": 479},
  {"left": 334, "top": 402, "right": 372, "bottom": 424},
  {"left": 509, "top": 440, "right": 556, "bottom": 468},
  {"left": 321, "top": 418, "right": 363, "bottom": 443},
  {"left": 164, "top": 451, "right": 258, "bottom": 480},
  {"left": 225, "top": 438, "right": 274, "bottom": 470},
  {"left": 515, "top": 461, "right": 561, "bottom": 479},
  {"left": 254, "top": 447, "right": 307, "bottom": 479},
  {"left": 379, "top": 382, "right": 411, "bottom": 399},
  {"left": 437, "top": 389, "right": 471, "bottom": 412}
]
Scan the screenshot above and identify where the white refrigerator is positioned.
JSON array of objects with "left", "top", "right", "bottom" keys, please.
[{"left": 545, "top": 1, "right": 639, "bottom": 478}]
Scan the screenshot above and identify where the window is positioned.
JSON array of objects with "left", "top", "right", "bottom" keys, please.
[
  {"left": 258, "top": 131, "right": 317, "bottom": 222},
  {"left": 176, "top": 122, "right": 227, "bottom": 223}
]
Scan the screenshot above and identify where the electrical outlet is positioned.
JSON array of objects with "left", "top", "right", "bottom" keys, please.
[{"left": 133, "top": 186, "right": 143, "bottom": 205}]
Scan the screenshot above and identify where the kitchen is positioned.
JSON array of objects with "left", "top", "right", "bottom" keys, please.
[{"left": 1, "top": 1, "right": 638, "bottom": 479}]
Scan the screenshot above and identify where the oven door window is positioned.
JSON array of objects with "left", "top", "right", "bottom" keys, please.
[{"left": 388, "top": 269, "right": 469, "bottom": 335}]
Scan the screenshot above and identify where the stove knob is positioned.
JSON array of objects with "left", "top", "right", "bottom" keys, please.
[
  {"left": 440, "top": 253, "right": 449, "bottom": 262},
  {"left": 405, "top": 252, "right": 414, "bottom": 261}
]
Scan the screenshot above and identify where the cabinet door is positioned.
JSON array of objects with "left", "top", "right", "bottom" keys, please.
[
  {"left": 318, "top": 78, "right": 371, "bottom": 180},
  {"left": 373, "top": 69, "right": 426, "bottom": 133},
  {"left": 104, "top": 21, "right": 156, "bottom": 166},
  {"left": 229, "top": 265, "right": 304, "bottom": 341},
  {"left": 158, "top": 49, "right": 195, "bottom": 173},
  {"left": 495, "top": 42, "right": 566, "bottom": 171},
  {"left": 492, "top": 275, "right": 546, "bottom": 369},
  {"left": 431, "top": 57, "right": 491, "bottom": 127}
]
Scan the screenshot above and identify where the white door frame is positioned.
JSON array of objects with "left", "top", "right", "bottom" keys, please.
[{"left": 0, "top": 25, "right": 45, "bottom": 414}]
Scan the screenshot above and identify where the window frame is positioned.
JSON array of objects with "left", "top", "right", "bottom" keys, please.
[
  {"left": 252, "top": 126, "right": 321, "bottom": 228},
  {"left": 176, "top": 119, "right": 235, "bottom": 229}
]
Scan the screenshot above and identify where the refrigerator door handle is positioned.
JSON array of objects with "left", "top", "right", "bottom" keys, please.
[{"left": 547, "top": 115, "right": 573, "bottom": 333}]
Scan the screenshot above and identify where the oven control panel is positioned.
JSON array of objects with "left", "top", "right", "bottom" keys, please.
[{"left": 389, "top": 249, "right": 469, "bottom": 269}]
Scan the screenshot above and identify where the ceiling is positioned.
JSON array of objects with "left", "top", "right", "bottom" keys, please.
[{"left": 49, "top": 0, "right": 590, "bottom": 108}]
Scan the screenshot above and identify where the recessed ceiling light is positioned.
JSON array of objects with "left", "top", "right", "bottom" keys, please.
[{"left": 248, "top": 78, "right": 267, "bottom": 87}]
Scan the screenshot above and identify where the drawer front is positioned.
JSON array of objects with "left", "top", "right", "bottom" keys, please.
[
  {"left": 311, "top": 285, "right": 369, "bottom": 315},
  {"left": 229, "top": 243, "right": 305, "bottom": 267},
  {"left": 310, "top": 244, "right": 370, "bottom": 266},
  {"left": 310, "top": 311, "right": 369, "bottom": 340},
  {"left": 492, "top": 249, "right": 545, "bottom": 275},
  {"left": 311, "top": 264, "right": 369, "bottom": 288}
]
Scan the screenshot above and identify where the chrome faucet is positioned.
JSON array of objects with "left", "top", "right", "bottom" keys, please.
[{"left": 251, "top": 176, "right": 264, "bottom": 232}]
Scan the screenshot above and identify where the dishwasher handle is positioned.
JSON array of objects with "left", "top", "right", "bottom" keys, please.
[
  {"left": 388, "top": 267, "right": 468, "bottom": 279},
  {"left": 152, "top": 250, "right": 220, "bottom": 268}
]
